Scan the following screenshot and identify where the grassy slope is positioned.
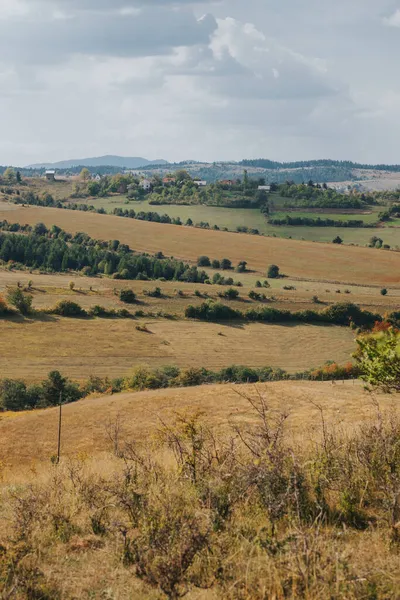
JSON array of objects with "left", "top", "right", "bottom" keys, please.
[
  {"left": 1, "top": 202, "right": 400, "bottom": 285},
  {"left": 0, "top": 316, "right": 356, "bottom": 381},
  {"left": 0, "top": 381, "right": 397, "bottom": 471}
]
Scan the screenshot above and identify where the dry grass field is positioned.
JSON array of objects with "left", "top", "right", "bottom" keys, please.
[
  {"left": 0, "top": 380, "right": 396, "bottom": 472},
  {"left": 1, "top": 202, "right": 400, "bottom": 285},
  {"left": 0, "top": 317, "right": 355, "bottom": 381}
]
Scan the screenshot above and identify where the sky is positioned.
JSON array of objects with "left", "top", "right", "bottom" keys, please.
[{"left": 1, "top": 0, "right": 400, "bottom": 165}]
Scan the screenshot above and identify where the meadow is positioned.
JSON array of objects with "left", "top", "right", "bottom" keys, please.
[
  {"left": 66, "top": 195, "right": 400, "bottom": 245},
  {"left": 1, "top": 202, "right": 400, "bottom": 286}
]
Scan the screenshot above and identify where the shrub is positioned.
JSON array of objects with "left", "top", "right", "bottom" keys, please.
[
  {"left": 52, "top": 300, "right": 87, "bottom": 317},
  {"left": 144, "top": 287, "right": 163, "bottom": 298},
  {"left": 381, "top": 288, "right": 388, "bottom": 296},
  {"left": 0, "top": 294, "right": 9, "bottom": 315},
  {"left": 119, "top": 289, "right": 137, "bottom": 304},
  {"left": 6, "top": 287, "right": 33, "bottom": 315},
  {"left": 69, "top": 281, "right": 75, "bottom": 291},
  {"left": 197, "top": 256, "right": 211, "bottom": 267},
  {"left": 185, "top": 300, "right": 241, "bottom": 321},
  {"left": 220, "top": 258, "right": 232, "bottom": 270},
  {"left": 236, "top": 261, "right": 247, "bottom": 273},
  {"left": 211, "top": 259, "right": 220, "bottom": 269},
  {"left": 217, "top": 288, "right": 239, "bottom": 300},
  {"left": 332, "top": 236, "right": 343, "bottom": 244},
  {"left": 267, "top": 264, "right": 280, "bottom": 278},
  {"left": 255, "top": 280, "right": 262, "bottom": 288}
]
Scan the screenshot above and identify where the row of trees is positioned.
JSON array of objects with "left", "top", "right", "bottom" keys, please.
[{"left": 0, "top": 222, "right": 209, "bottom": 283}]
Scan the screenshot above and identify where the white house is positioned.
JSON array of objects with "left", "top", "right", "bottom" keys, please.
[
  {"left": 93, "top": 174, "right": 102, "bottom": 182},
  {"left": 194, "top": 180, "right": 207, "bottom": 187},
  {"left": 141, "top": 178, "right": 152, "bottom": 191},
  {"left": 45, "top": 170, "right": 56, "bottom": 181},
  {"left": 258, "top": 185, "right": 271, "bottom": 191}
]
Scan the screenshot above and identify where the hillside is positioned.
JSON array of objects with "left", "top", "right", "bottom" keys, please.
[
  {"left": 0, "top": 380, "right": 395, "bottom": 472},
  {"left": 1, "top": 202, "right": 399, "bottom": 286},
  {"left": 27, "top": 155, "right": 168, "bottom": 169}
]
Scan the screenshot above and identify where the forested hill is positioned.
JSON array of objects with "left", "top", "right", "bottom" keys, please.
[{"left": 239, "top": 159, "right": 400, "bottom": 172}]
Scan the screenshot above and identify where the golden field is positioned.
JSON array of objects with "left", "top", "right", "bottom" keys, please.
[
  {"left": 0, "top": 380, "right": 396, "bottom": 471},
  {"left": 1, "top": 201, "right": 400, "bottom": 285}
]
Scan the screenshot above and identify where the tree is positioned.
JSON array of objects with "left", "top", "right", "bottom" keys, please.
[
  {"left": 197, "top": 256, "right": 211, "bottom": 267},
  {"left": 33, "top": 222, "right": 48, "bottom": 236},
  {"left": 332, "top": 236, "right": 343, "bottom": 244},
  {"left": 16, "top": 171, "right": 22, "bottom": 183},
  {"left": 40, "top": 370, "right": 81, "bottom": 407},
  {"left": 355, "top": 330, "right": 400, "bottom": 393},
  {"left": 211, "top": 259, "right": 220, "bottom": 269},
  {"left": 80, "top": 168, "right": 91, "bottom": 181},
  {"left": 267, "top": 265, "right": 280, "bottom": 279},
  {"left": 119, "top": 289, "right": 137, "bottom": 304},
  {"left": 220, "top": 258, "right": 232, "bottom": 270},
  {"left": 6, "top": 288, "right": 33, "bottom": 315},
  {"left": 236, "top": 261, "right": 247, "bottom": 273},
  {"left": 3, "top": 167, "right": 16, "bottom": 184}
]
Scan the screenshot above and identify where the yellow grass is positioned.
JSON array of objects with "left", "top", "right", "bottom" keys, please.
[
  {"left": 0, "top": 380, "right": 397, "bottom": 471},
  {"left": 1, "top": 202, "right": 400, "bottom": 285},
  {"left": 0, "top": 316, "right": 355, "bottom": 381}
]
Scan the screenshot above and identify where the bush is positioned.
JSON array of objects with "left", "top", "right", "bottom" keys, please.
[
  {"left": 6, "top": 287, "right": 33, "bottom": 315},
  {"left": 119, "top": 289, "right": 137, "bottom": 304},
  {"left": 380, "top": 288, "right": 388, "bottom": 296},
  {"left": 197, "top": 256, "right": 211, "bottom": 267},
  {"left": 236, "top": 261, "right": 247, "bottom": 273},
  {"left": 220, "top": 258, "right": 232, "bottom": 270},
  {"left": 332, "top": 236, "right": 343, "bottom": 244},
  {"left": 144, "top": 287, "right": 163, "bottom": 298},
  {"left": 52, "top": 300, "right": 87, "bottom": 317},
  {"left": 255, "top": 280, "right": 262, "bottom": 288},
  {"left": 267, "top": 264, "right": 280, "bottom": 278},
  {"left": 217, "top": 288, "right": 239, "bottom": 300},
  {"left": 211, "top": 259, "right": 220, "bottom": 269}
]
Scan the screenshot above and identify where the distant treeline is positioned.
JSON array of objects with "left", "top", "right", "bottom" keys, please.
[
  {"left": 0, "top": 222, "right": 209, "bottom": 283},
  {"left": 268, "top": 216, "right": 370, "bottom": 228},
  {"left": 240, "top": 158, "right": 400, "bottom": 172}
]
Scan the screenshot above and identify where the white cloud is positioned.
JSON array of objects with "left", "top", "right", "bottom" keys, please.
[{"left": 383, "top": 9, "right": 400, "bottom": 27}]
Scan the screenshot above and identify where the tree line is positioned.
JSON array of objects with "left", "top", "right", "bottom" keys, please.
[{"left": 0, "top": 221, "right": 209, "bottom": 283}]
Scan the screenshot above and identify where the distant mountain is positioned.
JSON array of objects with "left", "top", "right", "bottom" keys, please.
[{"left": 26, "top": 155, "right": 168, "bottom": 169}]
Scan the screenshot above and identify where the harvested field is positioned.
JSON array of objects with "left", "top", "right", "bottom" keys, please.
[
  {"left": 0, "top": 317, "right": 355, "bottom": 381},
  {"left": 0, "top": 381, "right": 397, "bottom": 471},
  {"left": 1, "top": 202, "right": 400, "bottom": 285}
]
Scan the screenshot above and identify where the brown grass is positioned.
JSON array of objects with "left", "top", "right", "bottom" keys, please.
[
  {"left": 0, "top": 380, "right": 396, "bottom": 472},
  {"left": 0, "top": 317, "right": 355, "bottom": 381},
  {"left": 1, "top": 202, "right": 400, "bottom": 285}
]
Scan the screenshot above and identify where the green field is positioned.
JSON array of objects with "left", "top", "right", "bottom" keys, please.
[{"left": 63, "top": 194, "right": 400, "bottom": 247}]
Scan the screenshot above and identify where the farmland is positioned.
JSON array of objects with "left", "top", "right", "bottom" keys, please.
[{"left": 1, "top": 202, "right": 400, "bottom": 285}]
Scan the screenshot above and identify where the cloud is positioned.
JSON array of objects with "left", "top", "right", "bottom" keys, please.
[
  {"left": 383, "top": 9, "right": 400, "bottom": 27},
  {"left": 0, "top": 8, "right": 217, "bottom": 65}
]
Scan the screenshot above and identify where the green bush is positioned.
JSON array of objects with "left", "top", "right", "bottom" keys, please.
[
  {"left": 380, "top": 288, "right": 388, "bottom": 296},
  {"left": 119, "top": 289, "right": 137, "bottom": 304},
  {"left": 52, "top": 301, "right": 87, "bottom": 317},
  {"left": 6, "top": 287, "right": 33, "bottom": 315},
  {"left": 197, "top": 256, "right": 211, "bottom": 267},
  {"left": 267, "top": 264, "right": 280, "bottom": 279}
]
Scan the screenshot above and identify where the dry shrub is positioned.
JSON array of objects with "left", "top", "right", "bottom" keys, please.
[{"left": 0, "top": 394, "right": 399, "bottom": 598}]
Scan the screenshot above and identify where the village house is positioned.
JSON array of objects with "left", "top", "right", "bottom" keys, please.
[
  {"left": 219, "top": 179, "right": 235, "bottom": 186},
  {"left": 194, "top": 180, "right": 207, "bottom": 187},
  {"left": 45, "top": 170, "right": 56, "bottom": 181},
  {"left": 258, "top": 185, "right": 271, "bottom": 191},
  {"left": 141, "top": 178, "right": 152, "bottom": 191},
  {"left": 162, "top": 176, "right": 175, "bottom": 185}
]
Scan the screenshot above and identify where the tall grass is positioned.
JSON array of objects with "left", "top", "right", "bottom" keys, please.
[{"left": 1, "top": 392, "right": 399, "bottom": 598}]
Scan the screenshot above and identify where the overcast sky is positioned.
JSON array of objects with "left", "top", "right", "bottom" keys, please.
[{"left": 1, "top": 0, "right": 400, "bottom": 165}]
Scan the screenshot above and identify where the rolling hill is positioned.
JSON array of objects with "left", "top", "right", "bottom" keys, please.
[{"left": 26, "top": 155, "right": 168, "bottom": 169}]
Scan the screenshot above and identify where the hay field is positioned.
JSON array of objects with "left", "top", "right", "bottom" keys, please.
[
  {"left": 0, "top": 380, "right": 397, "bottom": 471},
  {"left": 1, "top": 202, "right": 400, "bottom": 285},
  {"left": 0, "top": 316, "right": 355, "bottom": 381}
]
